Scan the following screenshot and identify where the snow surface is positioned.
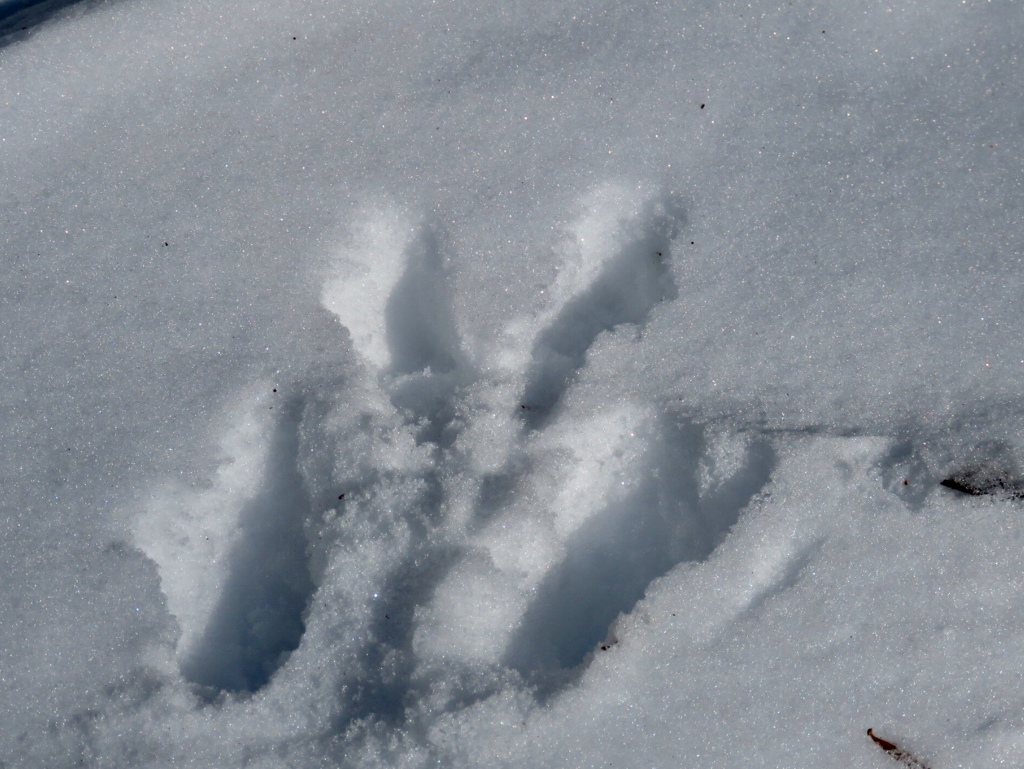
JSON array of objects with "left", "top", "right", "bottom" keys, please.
[{"left": 3, "top": 0, "right": 1024, "bottom": 766}]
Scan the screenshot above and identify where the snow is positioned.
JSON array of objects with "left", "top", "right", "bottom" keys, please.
[{"left": 2, "top": 0, "right": 1024, "bottom": 766}]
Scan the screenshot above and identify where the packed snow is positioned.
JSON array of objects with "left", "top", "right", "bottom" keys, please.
[{"left": 3, "top": 0, "right": 1024, "bottom": 766}]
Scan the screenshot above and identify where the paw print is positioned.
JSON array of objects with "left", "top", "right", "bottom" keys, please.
[{"left": 134, "top": 185, "right": 776, "bottom": 724}]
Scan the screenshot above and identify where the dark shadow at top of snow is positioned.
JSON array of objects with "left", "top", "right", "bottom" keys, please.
[
  {"left": 0, "top": 0, "right": 105, "bottom": 45},
  {"left": 520, "top": 194, "right": 684, "bottom": 430}
]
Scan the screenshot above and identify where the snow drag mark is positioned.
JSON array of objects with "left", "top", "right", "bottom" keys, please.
[
  {"left": 292, "top": 384, "right": 437, "bottom": 726},
  {"left": 416, "top": 406, "right": 656, "bottom": 670}
]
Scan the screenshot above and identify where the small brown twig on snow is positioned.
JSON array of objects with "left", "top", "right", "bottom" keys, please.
[{"left": 867, "top": 729, "right": 931, "bottom": 769}]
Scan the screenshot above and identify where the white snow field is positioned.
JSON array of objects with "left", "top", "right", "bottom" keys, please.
[{"left": 3, "top": 0, "right": 1024, "bottom": 766}]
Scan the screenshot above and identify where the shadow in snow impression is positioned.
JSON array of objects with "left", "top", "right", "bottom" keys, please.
[
  {"left": 504, "top": 418, "right": 775, "bottom": 681},
  {"left": 384, "top": 222, "right": 466, "bottom": 448},
  {"left": 180, "top": 398, "right": 316, "bottom": 696},
  {"left": 385, "top": 222, "right": 461, "bottom": 378},
  {"left": 520, "top": 195, "right": 684, "bottom": 430}
]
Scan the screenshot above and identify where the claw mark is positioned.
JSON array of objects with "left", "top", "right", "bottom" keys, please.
[{"left": 867, "top": 729, "right": 931, "bottom": 769}]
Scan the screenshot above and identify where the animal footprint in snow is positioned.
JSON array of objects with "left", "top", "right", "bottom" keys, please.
[{"left": 133, "top": 186, "right": 767, "bottom": 715}]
